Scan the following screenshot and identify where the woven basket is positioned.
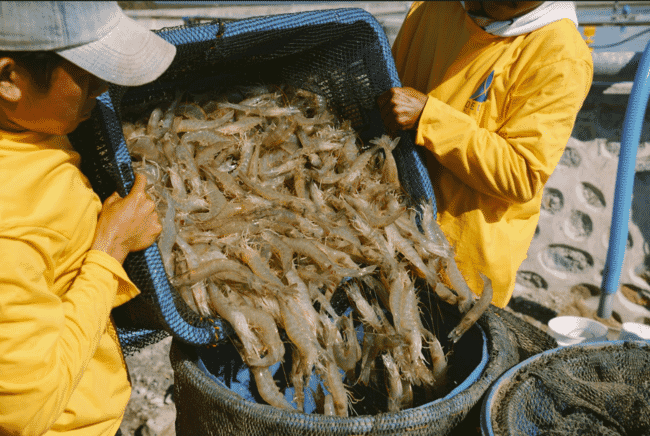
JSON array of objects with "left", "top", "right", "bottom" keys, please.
[
  {"left": 171, "top": 301, "right": 519, "bottom": 436},
  {"left": 481, "top": 340, "right": 650, "bottom": 436}
]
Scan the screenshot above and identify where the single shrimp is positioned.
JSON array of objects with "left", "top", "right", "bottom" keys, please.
[
  {"left": 206, "top": 283, "right": 266, "bottom": 366},
  {"left": 332, "top": 313, "right": 361, "bottom": 373},
  {"left": 262, "top": 119, "right": 298, "bottom": 148},
  {"left": 173, "top": 110, "right": 235, "bottom": 132},
  {"left": 369, "top": 135, "right": 401, "bottom": 189},
  {"left": 190, "top": 281, "right": 212, "bottom": 317},
  {"left": 278, "top": 297, "right": 321, "bottom": 381},
  {"left": 345, "top": 194, "right": 405, "bottom": 229},
  {"left": 171, "top": 258, "right": 256, "bottom": 287},
  {"left": 394, "top": 215, "right": 451, "bottom": 259},
  {"left": 250, "top": 366, "right": 295, "bottom": 411},
  {"left": 161, "top": 132, "right": 179, "bottom": 166},
  {"left": 308, "top": 181, "right": 336, "bottom": 216},
  {"left": 229, "top": 241, "right": 286, "bottom": 291},
  {"left": 201, "top": 166, "right": 246, "bottom": 198},
  {"left": 238, "top": 304, "right": 285, "bottom": 366},
  {"left": 219, "top": 101, "right": 300, "bottom": 118},
  {"left": 246, "top": 138, "right": 262, "bottom": 181},
  {"left": 444, "top": 256, "right": 475, "bottom": 314},
  {"left": 385, "top": 224, "right": 438, "bottom": 288},
  {"left": 184, "top": 129, "right": 233, "bottom": 151},
  {"left": 320, "top": 359, "right": 349, "bottom": 417},
  {"left": 336, "top": 145, "right": 381, "bottom": 189},
  {"left": 448, "top": 272, "right": 493, "bottom": 343},
  {"left": 231, "top": 134, "right": 256, "bottom": 178},
  {"left": 146, "top": 107, "right": 164, "bottom": 138},
  {"left": 290, "top": 347, "right": 306, "bottom": 412},
  {"left": 340, "top": 135, "right": 359, "bottom": 166},
  {"left": 128, "top": 135, "right": 165, "bottom": 163},
  {"left": 237, "top": 173, "right": 314, "bottom": 214},
  {"left": 343, "top": 281, "right": 382, "bottom": 331},
  {"left": 258, "top": 157, "right": 302, "bottom": 181},
  {"left": 426, "top": 333, "right": 448, "bottom": 392},
  {"left": 382, "top": 353, "right": 403, "bottom": 413},
  {"left": 176, "top": 103, "right": 207, "bottom": 120},
  {"left": 351, "top": 216, "right": 398, "bottom": 272},
  {"left": 434, "top": 282, "right": 460, "bottom": 307},
  {"left": 293, "top": 164, "right": 308, "bottom": 200},
  {"left": 420, "top": 199, "right": 452, "bottom": 252},
  {"left": 161, "top": 91, "right": 183, "bottom": 135},
  {"left": 175, "top": 234, "right": 200, "bottom": 270},
  {"left": 216, "top": 116, "right": 265, "bottom": 136},
  {"left": 158, "top": 192, "right": 177, "bottom": 276},
  {"left": 192, "top": 180, "right": 227, "bottom": 222}
]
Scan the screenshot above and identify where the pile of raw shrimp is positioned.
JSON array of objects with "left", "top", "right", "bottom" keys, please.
[{"left": 122, "top": 85, "right": 492, "bottom": 416}]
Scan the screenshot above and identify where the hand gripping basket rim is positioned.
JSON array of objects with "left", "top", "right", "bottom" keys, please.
[{"left": 70, "top": 7, "right": 437, "bottom": 351}]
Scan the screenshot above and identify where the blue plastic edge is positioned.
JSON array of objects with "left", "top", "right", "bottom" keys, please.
[{"left": 97, "top": 93, "right": 220, "bottom": 346}]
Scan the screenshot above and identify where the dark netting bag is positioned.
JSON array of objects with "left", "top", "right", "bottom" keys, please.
[
  {"left": 67, "top": 8, "right": 435, "bottom": 355},
  {"left": 481, "top": 340, "right": 650, "bottom": 436},
  {"left": 170, "top": 300, "right": 519, "bottom": 436},
  {"left": 487, "top": 306, "right": 558, "bottom": 361}
]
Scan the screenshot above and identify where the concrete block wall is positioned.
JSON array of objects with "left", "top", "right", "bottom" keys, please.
[{"left": 514, "top": 86, "right": 650, "bottom": 323}]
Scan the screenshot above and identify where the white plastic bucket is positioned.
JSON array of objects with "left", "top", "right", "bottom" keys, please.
[
  {"left": 547, "top": 316, "right": 609, "bottom": 346},
  {"left": 619, "top": 322, "right": 650, "bottom": 341}
]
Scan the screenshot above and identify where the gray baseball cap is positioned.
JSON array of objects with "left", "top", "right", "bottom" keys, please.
[{"left": 0, "top": 1, "right": 176, "bottom": 86}]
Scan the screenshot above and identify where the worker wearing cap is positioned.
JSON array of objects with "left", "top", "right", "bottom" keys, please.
[
  {"left": 0, "top": 2, "right": 175, "bottom": 435},
  {"left": 379, "top": 2, "right": 593, "bottom": 308}
]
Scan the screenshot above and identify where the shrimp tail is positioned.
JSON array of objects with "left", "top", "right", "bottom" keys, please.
[{"left": 448, "top": 272, "right": 493, "bottom": 343}]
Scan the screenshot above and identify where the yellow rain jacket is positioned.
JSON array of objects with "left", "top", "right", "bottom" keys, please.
[
  {"left": 393, "top": 2, "right": 593, "bottom": 307},
  {"left": 0, "top": 130, "right": 139, "bottom": 435}
]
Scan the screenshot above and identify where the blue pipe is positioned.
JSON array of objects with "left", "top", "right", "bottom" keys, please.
[{"left": 597, "top": 38, "right": 650, "bottom": 318}]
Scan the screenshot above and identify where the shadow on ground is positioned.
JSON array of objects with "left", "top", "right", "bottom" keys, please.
[{"left": 508, "top": 296, "right": 558, "bottom": 324}]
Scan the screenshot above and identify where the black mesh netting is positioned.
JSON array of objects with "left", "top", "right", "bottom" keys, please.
[
  {"left": 170, "top": 299, "right": 520, "bottom": 436},
  {"left": 487, "top": 306, "right": 558, "bottom": 361},
  {"left": 67, "top": 8, "right": 434, "bottom": 355},
  {"left": 482, "top": 341, "right": 650, "bottom": 436}
]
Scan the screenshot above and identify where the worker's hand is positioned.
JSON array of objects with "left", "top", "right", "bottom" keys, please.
[
  {"left": 377, "top": 87, "right": 429, "bottom": 136},
  {"left": 91, "top": 173, "right": 162, "bottom": 264}
]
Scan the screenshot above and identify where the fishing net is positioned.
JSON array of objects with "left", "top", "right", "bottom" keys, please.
[
  {"left": 67, "top": 8, "right": 434, "bottom": 355},
  {"left": 170, "top": 300, "right": 519, "bottom": 436},
  {"left": 487, "top": 306, "right": 558, "bottom": 361},
  {"left": 481, "top": 340, "right": 650, "bottom": 436}
]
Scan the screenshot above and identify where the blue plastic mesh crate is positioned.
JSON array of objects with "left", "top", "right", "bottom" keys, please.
[{"left": 68, "top": 8, "right": 435, "bottom": 354}]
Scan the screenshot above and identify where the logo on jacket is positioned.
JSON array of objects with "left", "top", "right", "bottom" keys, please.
[{"left": 464, "top": 70, "right": 494, "bottom": 114}]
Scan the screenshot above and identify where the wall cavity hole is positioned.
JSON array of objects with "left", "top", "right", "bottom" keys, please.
[
  {"left": 621, "top": 283, "right": 650, "bottom": 310},
  {"left": 559, "top": 147, "right": 582, "bottom": 167},
  {"left": 578, "top": 182, "right": 606, "bottom": 209},
  {"left": 542, "top": 244, "right": 594, "bottom": 274},
  {"left": 516, "top": 271, "right": 548, "bottom": 290},
  {"left": 541, "top": 187, "right": 564, "bottom": 214},
  {"left": 565, "top": 210, "right": 593, "bottom": 240},
  {"left": 570, "top": 283, "right": 601, "bottom": 298}
]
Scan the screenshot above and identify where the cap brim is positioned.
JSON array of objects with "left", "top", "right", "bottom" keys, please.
[{"left": 56, "top": 11, "right": 176, "bottom": 87}]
